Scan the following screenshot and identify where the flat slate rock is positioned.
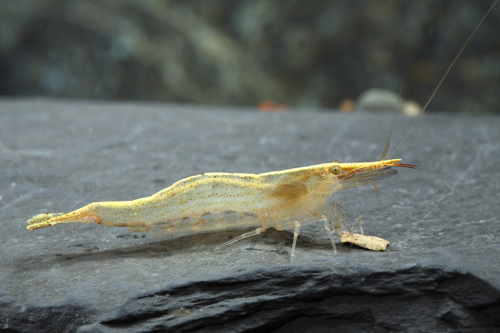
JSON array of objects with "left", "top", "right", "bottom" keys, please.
[{"left": 1, "top": 99, "right": 499, "bottom": 333}]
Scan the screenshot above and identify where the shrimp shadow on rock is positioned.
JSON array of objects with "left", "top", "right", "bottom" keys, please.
[{"left": 14, "top": 227, "right": 369, "bottom": 272}]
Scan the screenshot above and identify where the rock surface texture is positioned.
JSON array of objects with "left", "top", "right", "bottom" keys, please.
[{"left": 1, "top": 99, "right": 499, "bottom": 332}]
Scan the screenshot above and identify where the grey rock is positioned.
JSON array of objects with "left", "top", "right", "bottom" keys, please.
[
  {"left": 357, "top": 89, "right": 402, "bottom": 111},
  {"left": 356, "top": 89, "right": 422, "bottom": 116},
  {"left": 1, "top": 99, "right": 499, "bottom": 332}
]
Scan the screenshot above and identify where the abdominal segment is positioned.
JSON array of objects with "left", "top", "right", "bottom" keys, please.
[{"left": 134, "top": 210, "right": 264, "bottom": 237}]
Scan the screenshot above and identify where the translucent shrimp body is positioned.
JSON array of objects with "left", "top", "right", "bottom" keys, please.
[{"left": 27, "top": 159, "right": 407, "bottom": 256}]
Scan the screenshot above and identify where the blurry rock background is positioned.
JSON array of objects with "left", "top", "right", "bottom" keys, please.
[{"left": 0, "top": 0, "right": 499, "bottom": 113}]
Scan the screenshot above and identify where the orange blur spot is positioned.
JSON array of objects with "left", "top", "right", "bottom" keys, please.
[
  {"left": 339, "top": 99, "right": 355, "bottom": 112},
  {"left": 258, "top": 100, "right": 289, "bottom": 112}
]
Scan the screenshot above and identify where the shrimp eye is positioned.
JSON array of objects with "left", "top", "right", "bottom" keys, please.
[{"left": 330, "top": 165, "right": 342, "bottom": 175}]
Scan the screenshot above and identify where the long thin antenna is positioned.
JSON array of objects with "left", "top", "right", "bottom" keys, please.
[
  {"left": 380, "top": 74, "right": 404, "bottom": 161},
  {"left": 386, "top": 0, "right": 498, "bottom": 160}
]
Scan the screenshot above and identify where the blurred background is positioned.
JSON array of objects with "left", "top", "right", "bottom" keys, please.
[{"left": 0, "top": 0, "right": 499, "bottom": 113}]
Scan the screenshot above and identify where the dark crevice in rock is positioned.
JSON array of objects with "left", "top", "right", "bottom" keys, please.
[{"left": 90, "top": 266, "right": 500, "bottom": 333}]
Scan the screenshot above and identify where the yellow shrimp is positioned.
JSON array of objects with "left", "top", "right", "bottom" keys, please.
[
  {"left": 26, "top": 1, "right": 497, "bottom": 258},
  {"left": 27, "top": 160, "right": 414, "bottom": 256}
]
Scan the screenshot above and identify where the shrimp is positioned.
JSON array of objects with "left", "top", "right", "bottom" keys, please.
[
  {"left": 26, "top": 1, "right": 498, "bottom": 258},
  {"left": 27, "top": 160, "right": 409, "bottom": 256}
]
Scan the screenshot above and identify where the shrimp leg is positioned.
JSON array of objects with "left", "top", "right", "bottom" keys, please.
[
  {"left": 320, "top": 203, "right": 390, "bottom": 251},
  {"left": 290, "top": 221, "right": 301, "bottom": 259},
  {"left": 323, "top": 216, "right": 337, "bottom": 253},
  {"left": 215, "top": 226, "right": 269, "bottom": 251}
]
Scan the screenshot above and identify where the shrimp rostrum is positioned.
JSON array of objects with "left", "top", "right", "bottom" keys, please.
[{"left": 27, "top": 159, "right": 415, "bottom": 257}]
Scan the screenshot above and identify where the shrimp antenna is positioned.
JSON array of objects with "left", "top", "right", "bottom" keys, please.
[
  {"left": 396, "top": 163, "right": 455, "bottom": 196},
  {"left": 380, "top": 74, "right": 404, "bottom": 161},
  {"left": 386, "top": 0, "right": 498, "bottom": 160}
]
